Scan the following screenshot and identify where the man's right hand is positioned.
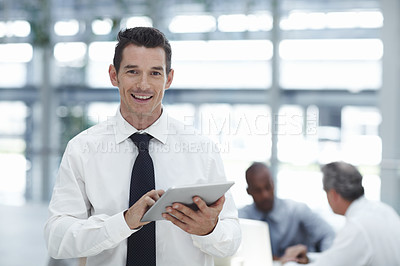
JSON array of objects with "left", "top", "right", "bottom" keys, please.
[{"left": 124, "top": 189, "right": 165, "bottom": 229}]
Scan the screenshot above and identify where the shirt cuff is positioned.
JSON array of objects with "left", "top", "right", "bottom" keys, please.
[
  {"left": 191, "top": 218, "right": 224, "bottom": 246},
  {"left": 105, "top": 211, "right": 141, "bottom": 244}
]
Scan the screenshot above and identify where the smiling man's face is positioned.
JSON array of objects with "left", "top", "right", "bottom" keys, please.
[{"left": 109, "top": 43, "right": 174, "bottom": 128}]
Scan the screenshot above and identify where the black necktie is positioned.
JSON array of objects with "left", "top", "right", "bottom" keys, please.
[{"left": 126, "top": 133, "right": 156, "bottom": 266}]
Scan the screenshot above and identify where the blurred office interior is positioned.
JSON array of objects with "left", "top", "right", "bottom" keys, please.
[{"left": 1, "top": 0, "right": 400, "bottom": 265}]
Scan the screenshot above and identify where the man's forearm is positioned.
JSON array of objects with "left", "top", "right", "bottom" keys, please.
[{"left": 45, "top": 212, "right": 133, "bottom": 259}]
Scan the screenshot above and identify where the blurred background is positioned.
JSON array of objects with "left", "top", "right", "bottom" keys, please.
[{"left": 1, "top": 0, "right": 400, "bottom": 265}]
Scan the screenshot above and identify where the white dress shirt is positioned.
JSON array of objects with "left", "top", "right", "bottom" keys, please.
[
  {"left": 306, "top": 196, "right": 400, "bottom": 266},
  {"left": 44, "top": 107, "right": 241, "bottom": 266}
]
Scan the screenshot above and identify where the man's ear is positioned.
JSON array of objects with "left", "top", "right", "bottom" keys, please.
[
  {"left": 164, "top": 68, "right": 174, "bottom": 90},
  {"left": 109, "top": 64, "right": 119, "bottom": 87},
  {"left": 329, "top": 189, "right": 343, "bottom": 206},
  {"left": 331, "top": 189, "right": 340, "bottom": 199}
]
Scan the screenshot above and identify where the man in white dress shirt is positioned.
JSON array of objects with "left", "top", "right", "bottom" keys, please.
[
  {"left": 281, "top": 161, "right": 400, "bottom": 266},
  {"left": 44, "top": 27, "right": 241, "bottom": 266}
]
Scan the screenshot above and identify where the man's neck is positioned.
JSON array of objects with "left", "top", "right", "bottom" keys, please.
[
  {"left": 125, "top": 113, "right": 159, "bottom": 130},
  {"left": 121, "top": 110, "right": 162, "bottom": 130}
]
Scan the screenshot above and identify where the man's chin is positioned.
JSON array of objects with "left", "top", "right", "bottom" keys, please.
[
  {"left": 126, "top": 108, "right": 155, "bottom": 118},
  {"left": 129, "top": 106, "right": 161, "bottom": 117},
  {"left": 134, "top": 112, "right": 152, "bottom": 118},
  {"left": 258, "top": 203, "right": 273, "bottom": 213}
]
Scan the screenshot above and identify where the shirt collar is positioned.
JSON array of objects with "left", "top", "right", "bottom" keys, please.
[
  {"left": 114, "top": 105, "right": 168, "bottom": 145},
  {"left": 252, "top": 197, "right": 281, "bottom": 221},
  {"left": 345, "top": 196, "right": 366, "bottom": 217},
  {"left": 250, "top": 203, "right": 266, "bottom": 220},
  {"left": 251, "top": 197, "right": 281, "bottom": 222},
  {"left": 265, "top": 197, "right": 281, "bottom": 222}
]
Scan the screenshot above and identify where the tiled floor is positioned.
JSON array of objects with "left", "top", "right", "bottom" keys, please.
[
  {"left": 0, "top": 203, "right": 65, "bottom": 266},
  {"left": 0, "top": 203, "right": 50, "bottom": 266}
]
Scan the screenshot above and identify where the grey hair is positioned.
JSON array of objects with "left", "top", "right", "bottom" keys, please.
[{"left": 321, "top": 161, "right": 364, "bottom": 201}]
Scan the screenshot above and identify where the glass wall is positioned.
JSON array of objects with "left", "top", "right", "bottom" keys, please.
[
  {"left": 0, "top": 1, "right": 383, "bottom": 222},
  {"left": 0, "top": 102, "right": 29, "bottom": 205}
]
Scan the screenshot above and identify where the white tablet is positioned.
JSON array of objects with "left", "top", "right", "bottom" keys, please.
[{"left": 141, "top": 181, "right": 235, "bottom": 222}]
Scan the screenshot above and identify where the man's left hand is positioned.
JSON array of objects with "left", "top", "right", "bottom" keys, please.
[{"left": 162, "top": 195, "right": 225, "bottom": 236}]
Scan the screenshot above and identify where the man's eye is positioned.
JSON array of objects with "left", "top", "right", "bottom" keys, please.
[
  {"left": 152, "top": 71, "right": 161, "bottom": 76},
  {"left": 127, "top": 70, "right": 137, "bottom": 74}
]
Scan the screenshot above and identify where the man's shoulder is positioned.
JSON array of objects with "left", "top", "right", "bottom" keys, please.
[
  {"left": 350, "top": 198, "right": 400, "bottom": 224},
  {"left": 275, "top": 198, "right": 316, "bottom": 219},
  {"left": 166, "top": 115, "right": 200, "bottom": 135},
  {"left": 238, "top": 204, "right": 258, "bottom": 219},
  {"left": 166, "top": 115, "right": 217, "bottom": 144},
  {"left": 239, "top": 204, "right": 254, "bottom": 212},
  {"left": 68, "top": 119, "right": 116, "bottom": 145},
  {"left": 279, "top": 198, "right": 308, "bottom": 209}
]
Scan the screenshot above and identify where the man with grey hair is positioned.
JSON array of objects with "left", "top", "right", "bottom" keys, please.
[{"left": 282, "top": 161, "right": 400, "bottom": 265}]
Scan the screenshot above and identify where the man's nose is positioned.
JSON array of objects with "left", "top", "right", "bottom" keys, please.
[{"left": 137, "top": 75, "right": 150, "bottom": 90}]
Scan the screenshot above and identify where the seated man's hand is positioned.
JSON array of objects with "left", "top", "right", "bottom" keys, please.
[
  {"left": 280, "top": 244, "right": 309, "bottom": 264},
  {"left": 162, "top": 195, "right": 225, "bottom": 236}
]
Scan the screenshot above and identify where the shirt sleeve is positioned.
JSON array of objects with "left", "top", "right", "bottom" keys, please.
[
  {"left": 191, "top": 191, "right": 242, "bottom": 257},
  {"left": 308, "top": 221, "right": 372, "bottom": 266},
  {"left": 191, "top": 145, "right": 242, "bottom": 258},
  {"left": 298, "top": 204, "right": 335, "bottom": 252},
  {"left": 44, "top": 142, "right": 136, "bottom": 259}
]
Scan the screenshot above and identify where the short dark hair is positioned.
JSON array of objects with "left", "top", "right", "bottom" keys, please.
[
  {"left": 113, "top": 27, "right": 172, "bottom": 74},
  {"left": 245, "top": 162, "right": 271, "bottom": 183},
  {"left": 321, "top": 161, "right": 364, "bottom": 201}
]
